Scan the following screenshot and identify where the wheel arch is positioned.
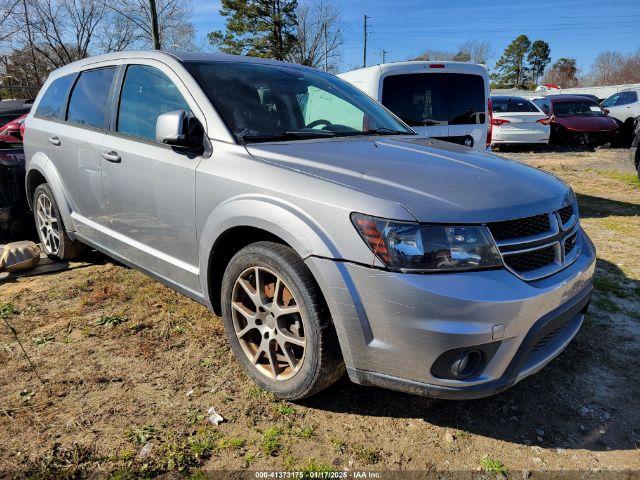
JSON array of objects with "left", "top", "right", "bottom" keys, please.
[{"left": 198, "top": 197, "right": 340, "bottom": 315}]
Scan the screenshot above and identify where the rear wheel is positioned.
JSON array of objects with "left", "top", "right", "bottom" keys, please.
[
  {"left": 221, "top": 241, "right": 344, "bottom": 400},
  {"left": 33, "top": 183, "right": 84, "bottom": 260}
]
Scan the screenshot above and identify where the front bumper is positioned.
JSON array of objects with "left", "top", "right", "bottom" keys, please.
[{"left": 305, "top": 228, "right": 596, "bottom": 399}]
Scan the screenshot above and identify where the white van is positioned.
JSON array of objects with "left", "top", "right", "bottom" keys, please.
[{"left": 338, "top": 61, "right": 490, "bottom": 150}]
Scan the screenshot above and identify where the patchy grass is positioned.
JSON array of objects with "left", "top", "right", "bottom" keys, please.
[
  {"left": 96, "top": 314, "right": 128, "bottom": 327},
  {"left": 480, "top": 457, "right": 508, "bottom": 475},
  {"left": 261, "top": 428, "right": 282, "bottom": 456},
  {"left": 593, "top": 275, "right": 629, "bottom": 298},
  {"left": 126, "top": 425, "right": 158, "bottom": 446},
  {"left": 299, "top": 459, "right": 335, "bottom": 477},
  {"left": 601, "top": 171, "right": 640, "bottom": 188},
  {"left": 353, "top": 446, "right": 381, "bottom": 465}
]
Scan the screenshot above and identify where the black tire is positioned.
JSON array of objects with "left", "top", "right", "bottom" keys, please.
[
  {"left": 221, "top": 241, "right": 345, "bottom": 400},
  {"left": 32, "top": 183, "right": 84, "bottom": 260}
]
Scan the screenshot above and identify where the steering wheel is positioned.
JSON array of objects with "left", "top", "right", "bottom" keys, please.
[{"left": 305, "top": 119, "right": 333, "bottom": 129}]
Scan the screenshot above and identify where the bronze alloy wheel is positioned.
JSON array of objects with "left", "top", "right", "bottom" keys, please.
[{"left": 231, "top": 266, "right": 306, "bottom": 381}]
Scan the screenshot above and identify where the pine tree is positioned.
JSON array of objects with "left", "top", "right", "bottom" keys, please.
[
  {"left": 209, "top": 0, "right": 298, "bottom": 61},
  {"left": 528, "top": 40, "right": 551, "bottom": 86},
  {"left": 492, "top": 34, "right": 532, "bottom": 88}
]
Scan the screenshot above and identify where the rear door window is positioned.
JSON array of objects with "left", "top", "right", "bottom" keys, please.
[
  {"left": 117, "top": 65, "right": 190, "bottom": 142},
  {"left": 382, "top": 73, "right": 448, "bottom": 126},
  {"left": 448, "top": 74, "right": 485, "bottom": 125},
  {"left": 67, "top": 68, "right": 116, "bottom": 129},
  {"left": 35, "top": 74, "right": 75, "bottom": 119},
  {"left": 382, "top": 73, "right": 485, "bottom": 126},
  {"left": 616, "top": 91, "right": 638, "bottom": 106}
]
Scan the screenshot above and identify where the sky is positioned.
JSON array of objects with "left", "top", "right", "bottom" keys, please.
[{"left": 191, "top": 0, "right": 640, "bottom": 75}]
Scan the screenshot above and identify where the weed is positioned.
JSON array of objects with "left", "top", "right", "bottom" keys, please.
[
  {"left": 354, "top": 446, "right": 380, "bottom": 465},
  {"left": 33, "top": 334, "right": 54, "bottom": 346},
  {"left": 0, "top": 302, "right": 16, "bottom": 318},
  {"left": 97, "top": 314, "right": 128, "bottom": 327},
  {"left": 173, "top": 325, "right": 186, "bottom": 334},
  {"left": 244, "top": 451, "right": 257, "bottom": 466},
  {"left": 276, "top": 403, "right": 295, "bottom": 415},
  {"left": 300, "top": 459, "right": 334, "bottom": 477},
  {"left": 126, "top": 425, "right": 158, "bottom": 445},
  {"left": 296, "top": 425, "right": 316, "bottom": 439},
  {"left": 330, "top": 438, "right": 347, "bottom": 454},
  {"left": 161, "top": 429, "right": 220, "bottom": 472},
  {"left": 186, "top": 408, "right": 206, "bottom": 425},
  {"left": 18, "top": 389, "right": 34, "bottom": 402},
  {"left": 262, "top": 427, "right": 282, "bottom": 456},
  {"left": 282, "top": 452, "right": 296, "bottom": 469},
  {"left": 199, "top": 358, "right": 213, "bottom": 368},
  {"left": 217, "top": 437, "right": 246, "bottom": 450},
  {"left": 480, "top": 457, "right": 508, "bottom": 475}
]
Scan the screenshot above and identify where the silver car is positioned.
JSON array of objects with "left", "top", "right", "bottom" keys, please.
[{"left": 24, "top": 51, "right": 596, "bottom": 400}]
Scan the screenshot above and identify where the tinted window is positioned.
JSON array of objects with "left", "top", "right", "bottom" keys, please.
[
  {"left": 491, "top": 97, "right": 509, "bottom": 113},
  {"left": 449, "top": 74, "right": 486, "bottom": 125},
  {"left": 117, "top": 65, "right": 190, "bottom": 141},
  {"left": 533, "top": 98, "right": 551, "bottom": 114},
  {"left": 553, "top": 100, "right": 604, "bottom": 117},
  {"left": 617, "top": 91, "right": 638, "bottom": 106},
  {"left": 35, "top": 75, "right": 75, "bottom": 118},
  {"left": 382, "top": 73, "right": 485, "bottom": 126},
  {"left": 67, "top": 68, "right": 116, "bottom": 128},
  {"left": 507, "top": 98, "right": 539, "bottom": 113},
  {"left": 382, "top": 73, "right": 448, "bottom": 126}
]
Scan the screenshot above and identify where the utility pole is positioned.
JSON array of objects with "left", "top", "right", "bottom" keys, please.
[
  {"left": 381, "top": 49, "right": 390, "bottom": 64},
  {"left": 149, "top": 0, "right": 161, "bottom": 50},
  {"left": 363, "top": 15, "right": 368, "bottom": 68},
  {"left": 323, "top": 23, "right": 328, "bottom": 72}
]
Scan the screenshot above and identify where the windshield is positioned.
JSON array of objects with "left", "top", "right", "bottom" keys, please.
[
  {"left": 185, "top": 61, "right": 413, "bottom": 143},
  {"left": 553, "top": 100, "right": 605, "bottom": 117}
]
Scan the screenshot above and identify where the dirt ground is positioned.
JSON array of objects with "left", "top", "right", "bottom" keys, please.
[{"left": 1, "top": 147, "right": 639, "bottom": 478}]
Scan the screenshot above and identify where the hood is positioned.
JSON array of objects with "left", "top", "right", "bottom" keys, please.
[
  {"left": 554, "top": 115, "right": 618, "bottom": 132},
  {"left": 246, "top": 137, "right": 572, "bottom": 223}
]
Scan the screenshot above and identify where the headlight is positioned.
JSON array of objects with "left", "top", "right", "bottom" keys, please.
[{"left": 351, "top": 213, "right": 503, "bottom": 272}]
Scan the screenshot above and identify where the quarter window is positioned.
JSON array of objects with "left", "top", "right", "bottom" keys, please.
[
  {"left": 617, "top": 91, "right": 638, "bottom": 106},
  {"left": 35, "top": 74, "right": 75, "bottom": 118},
  {"left": 117, "top": 65, "right": 190, "bottom": 141},
  {"left": 67, "top": 68, "right": 116, "bottom": 128}
]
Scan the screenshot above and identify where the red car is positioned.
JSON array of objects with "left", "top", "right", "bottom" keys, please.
[
  {"left": 0, "top": 113, "right": 26, "bottom": 147},
  {"left": 533, "top": 95, "right": 618, "bottom": 147}
]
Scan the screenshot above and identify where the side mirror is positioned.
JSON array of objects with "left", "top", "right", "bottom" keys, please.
[
  {"left": 603, "top": 108, "right": 610, "bottom": 115},
  {"left": 156, "top": 110, "right": 187, "bottom": 145}
]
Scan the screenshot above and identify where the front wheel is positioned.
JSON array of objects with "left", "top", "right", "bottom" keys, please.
[{"left": 221, "top": 241, "right": 344, "bottom": 400}]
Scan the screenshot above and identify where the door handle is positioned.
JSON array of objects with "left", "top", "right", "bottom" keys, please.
[
  {"left": 48, "top": 136, "right": 61, "bottom": 146},
  {"left": 101, "top": 151, "right": 121, "bottom": 163}
]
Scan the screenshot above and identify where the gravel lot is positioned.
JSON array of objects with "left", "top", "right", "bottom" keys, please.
[{"left": 1, "top": 147, "right": 639, "bottom": 478}]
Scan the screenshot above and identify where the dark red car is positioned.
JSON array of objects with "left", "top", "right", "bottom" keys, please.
[
  {"left": 533, "top": 95, "right": 618, "bottom": 147},
  {"left": 0, "top": 113, "right": 26, "bottom": 147}
]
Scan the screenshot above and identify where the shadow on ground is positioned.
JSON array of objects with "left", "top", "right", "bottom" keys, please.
[
  {"left": 577, "top": 193, "right": 640, "bottom": 219},
  {"left": 304, "top": 259, "right": 640, "bottom": 453}
]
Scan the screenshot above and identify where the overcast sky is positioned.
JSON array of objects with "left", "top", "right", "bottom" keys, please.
[{"left": 191, "top": 0, "right": 640, "bottom": 74}]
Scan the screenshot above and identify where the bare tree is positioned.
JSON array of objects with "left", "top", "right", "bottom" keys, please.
[
  {"left": 287, "top": 0, "right": 342, "bottom": 72},
  {"left": 586, "top": 50, "right": 640, "bottom": 86},
  {"left": 456, "top": 40, "right": 492, "bottom": 65},
  {"left": 0, "top": 0, "right": 21, "bottom": 44},
  {"left": 412, "top": 49, "right": 454, "bottom": 61},
  {"left": 105, "top": 0, "right": 194, "bottom": 49}
]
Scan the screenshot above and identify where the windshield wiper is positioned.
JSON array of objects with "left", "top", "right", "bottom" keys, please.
[
  {"left": 240, "top": 130, "right": 336, "bottom": 143},
  {"left": 356, "top": 127, "right": 411, "bottom": 136}
]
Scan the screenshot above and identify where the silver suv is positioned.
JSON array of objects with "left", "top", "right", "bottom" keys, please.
[{"left": 24, "top": 51, "right": 595, "bottom": 400}]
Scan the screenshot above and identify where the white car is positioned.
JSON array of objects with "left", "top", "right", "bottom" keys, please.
[
  {"left": 339, "top": 62, "right": 490, "bottom": 151},
  {"left": 490, "top": 96, "right": 550, "bottom": 146},
  {"left": 601, "top": 89, "right": 640, "bottom": 138}
]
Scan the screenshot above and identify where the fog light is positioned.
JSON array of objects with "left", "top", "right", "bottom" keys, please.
[{"left": 450, "top": 350, "right": 483, "bottom": 378}]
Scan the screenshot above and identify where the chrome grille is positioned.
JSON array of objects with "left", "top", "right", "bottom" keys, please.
[{"left": 490, "top": 203, "right": 581, "bottom": 281}]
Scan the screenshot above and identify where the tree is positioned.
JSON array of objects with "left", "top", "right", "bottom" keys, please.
[
  {"left": 544, "top": 57, "right": 578, "bottom": 88},
  {"left": 412, "top": 49, "right": 454, "bottom": 61},
  {"left": 527, "top": 39, "right": 550, "bottom": 85},
  {"left": 456, "top": 39, "right": 492, "bottom": 65},
  {"left": 287, "top": 0, "right": 342, "bottom": 72},
  {"left": 209, "top": 0, "right": 298, "bottom": 61},
  {"left": 492, "top": 34, "right": 531, "bottom": 88},
  {"left": 586, "top": 50, "right": 640, "bottom": 86}
]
